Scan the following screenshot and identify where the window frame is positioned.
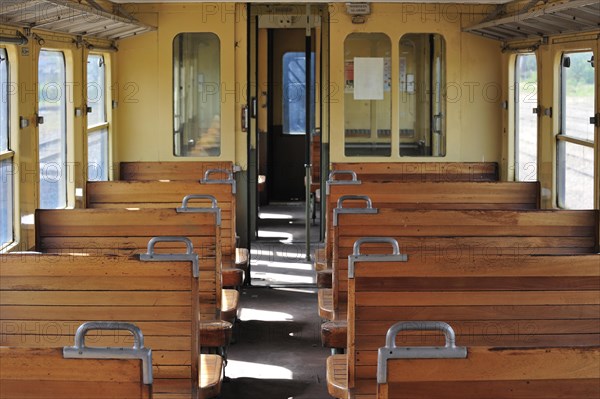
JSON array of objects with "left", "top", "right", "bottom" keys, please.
[
  {"left": 86, "top": 53, "right": 110, "bottom": 181},
  {"left": 282, "top": 51, "right": 316, "bottom": 135},
  {"left": 556, "top": 49, "right": 595, "bottom": 209},
  {"left": 0, "top": 47, "right": 14, "bottom": 251},
  {"left": 38, "top": 48, "right": 68, "bottom": 210},
  {"left": 513, "top": 53, "right": 538, "bottom": 182}
]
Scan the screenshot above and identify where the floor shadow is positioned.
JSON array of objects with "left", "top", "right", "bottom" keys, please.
[{"left": 221, "top": 377, "right": 310, "bottom": 399}]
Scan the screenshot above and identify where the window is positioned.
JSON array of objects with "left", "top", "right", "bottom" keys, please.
[
  {"left": 344, "top": 33, "right": 391, "bottom": 157},
  {"left": 1, "top": 48, "right": 14, "bottom": 250},
  {"left": 38, "top": 50, "right": 67, "bottom": 209},
  {"left": 87, "top": 54, "right": 109, "bottom": 181},
  {"left": 399, "top": 33, "right": 446, "bottom": 157},
  {"left": 557, "top": 51, "right": 595, "bottom": 209},
  {"left": 282, "top": 52, "right": 315, "bottom": 135},
  {"left": 173, "top": 33, "right": 220, "bottom": 157},
  {"left": 514, "top": 54, "right": 538, "bottom": 181}
]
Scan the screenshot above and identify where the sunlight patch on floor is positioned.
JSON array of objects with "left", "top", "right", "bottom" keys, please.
[
  {"left": 238, "top": 308, "right": 294, "bottom": 322},
  {"left": 253, "top": 260, "right": 312, "bottom": 271},
  {"left": 258, "top": 212, "right": 294, "bottom": 220},
  {"left": 225, "top": 360, "right": 293, "bottom": 380}
]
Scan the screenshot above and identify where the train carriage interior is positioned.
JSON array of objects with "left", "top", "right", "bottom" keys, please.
[{"left": 1, "top": 1, "right": 599, "bottom": 398}]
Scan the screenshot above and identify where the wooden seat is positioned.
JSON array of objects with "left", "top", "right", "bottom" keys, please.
[
  {"left": 318, "top": 288, "right": 334, "bottom": 320},
  {"left": 221, "top": 289, "right": 240, "bottom": 324},
  {"left": 325, "top": 240, "right": 600, "bottom": 399},
  {"left": 378, "top": 344, "right": 600, "bottom": 399},
  {"left": 0, "top": 251, "right": 214, "bottom": 398},
  {"left": 0, "top": 346, "right": 152, "bottom": 399},
  {"left": 120, "top": 161, "right": 233, "bottom": 181},
  {"left": 318, "top": 179, "right": 540, "bottom": 279},
  {"left": 331, "top": 162, "right": 499, "bottom": 182},
  {"left": 200, "top": 354, "right": 224, "bottom": 399},
  {"left": 326, "top": 355, "right": 348, "bottom": 399},
  {"left": 322, "top": 207, "right": 599, "bottom": 349}
]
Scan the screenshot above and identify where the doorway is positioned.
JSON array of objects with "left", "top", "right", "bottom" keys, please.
[{"left": 248, "top": 5, "right": 328, "bottom": 249}]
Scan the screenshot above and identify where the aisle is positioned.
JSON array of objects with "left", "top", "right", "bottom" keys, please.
[{"left": 221, "top": 203, "right": 330, "bottom": 398}]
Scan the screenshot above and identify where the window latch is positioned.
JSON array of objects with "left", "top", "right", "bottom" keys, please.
[
  {"left": 532, "top": 105, "right": 541, "bottom": 116},
  {"left": 590, "top": 113, "right": 600, "bottom": 128},
  {"left": 35, "top": 113, "right": 44, "bottom": 126}
]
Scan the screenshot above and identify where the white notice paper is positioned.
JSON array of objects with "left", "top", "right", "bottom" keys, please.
[{"left": 354, "top": 57, "right": 384, "bottom": 100}]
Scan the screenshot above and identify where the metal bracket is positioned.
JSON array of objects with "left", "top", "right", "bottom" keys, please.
[
  {"left": 201, "top": 169, "right": 236, "bottom": 194},
  {"left": 139, "top": 236, "right": 199, "bottom": 278},
  {"left": 348, "top": 237, "right": 408, "bottom": 278},
  {"left": 176, "top": 194, "right": 221, "bottom": 226},
  {"left": 377, "top": 321, "right": 467, "bottom": 384},
  {"left": 63, "top": 322, "right": 153, "bottom": 385},
  {"left": 326, "top": 170, "right": 362, "bottom": 195},
  {"left": 333, "top": 195, "right": 377, "bottom": 226}
]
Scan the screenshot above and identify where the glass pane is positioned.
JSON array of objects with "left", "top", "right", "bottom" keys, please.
[
  {"left": 1, "top": 159, "right": 14, "bottom": 249},
  {"left": 0, "top": 48, "right": 8, "bottom": 152},
  {"left": 344, "top": 33, "right": 391, "bottom": 157},
  {"left": 399, "top": 33, "right": 446, "bottom": 157},
  {"left": 562, "top": 51, "right": 594, "bottom": 142},
  {"left": 87, "top": 54, "right": 106, "bottom": 127},
  {"left": 557, "top": 141, "right": 593, "bottom": 210},
  {"left": 173, "top": 33, "right": 220, "bottom": 157},
  {"left": 515, "top": 54, "right": 537, "bottom": 181},
  {"left": 38, "top": 50, "right": 67, "bottom": 209},
  {"left": 87, "top": 128, "right": 108, "bottom": 181},
  {"left": 282, "top": 52, "right": 315, "bottom": 135}
]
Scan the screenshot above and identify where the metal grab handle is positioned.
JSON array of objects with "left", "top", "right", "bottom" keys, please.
[
  {"left": 176, "top": 194, "right": 221, "bottom": 225},
  {"left": 63, "top": 322, "right": 153, "bottom": 385},
  {"left": 327, "top": 170, "right": 359, "bottom": 182},
  {"left": 72, "top": 322, "right": 145, "bottom": 350},
  {"left": 326, "top": 170, "right": 361, "bottom": 195},
  {"left": 145, "top": 236, "right": 194, "bottom": 257},
  {"left": 202, "top": 169, "right": 234, "bottom": 182},
  {"left": 385, "top": 321, "right": 457, "bottom": 349},
  {"left": 337, "top": 195, "right": 373, "bottom": 209},
  {"left": 377, "top": 321, "right": 467, "bottom": 384},
  {"left": 180, "top": 194, "right": 219, "bottom": 210},
  {"left": 140, "top": 236, "right": 199, "bottom": 277},
  {"left": 201, "top": 169, "right": 236, "bottom": 193},
  {"left": 353, "top": 237, "right": 400, "bottom": 256}
]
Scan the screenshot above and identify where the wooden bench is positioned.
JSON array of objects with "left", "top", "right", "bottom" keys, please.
[
  {"left": 34, "top": 207, "right": 235, "bottom": 361},
  {"left": 1, "top": 322, "right": 153, "bottom": 399},
  {"left": 318, "top": 162, "right": 507, "bottom": 273},
  {"left": 120, "top": 161, "right": 234, "bottom": 181},
  {"left": 330, "top": 162, "right": 499, "bottom": 182},
  {"left": 87, "top": 181, "right": 244, "bottom": 288},
  {"left": 376, "top": 322, "right": 600, "bottom": 399},
  {"left": 317, "top": 180, "right": 541, "bottom": 286},
  {"left": 0, "top": 249, "right": 223, "bottom": 399},
  {"left": 118, "top": 162, "right": 250, "bottom": 284},
  {"left": 321, "top": 207, "right": 599, "bottom": 348},
  {"left": 326, "top": 238, "right": 600, "bottom": 398}
]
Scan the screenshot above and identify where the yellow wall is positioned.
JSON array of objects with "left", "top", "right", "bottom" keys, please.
[
  {"left": 115, "top": 3, "right": 248, "bottom": 167},
  {"left": 328, "top": 3, "right": 503, "bottom": 163}
]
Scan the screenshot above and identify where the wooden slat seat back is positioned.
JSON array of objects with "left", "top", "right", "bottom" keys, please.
[
  {"left": 345, "top": 250, "right": 600, "bottom": 397},
  {"left": 333, "top": 209, "right": 599, "bottom": 318},
  {"left": 0, "top": 253, "right": 199, "bottom": 398},
  {"left": 0, "top": 346, "right": 152, "bottom": 399},
  {"left": 86, "top": 181, "right": 236, "bottom": 260},
  {"left": 331, "top": 162, "right": 498, "bottom": 182},
  {"left": 120, "top": 161, "right": 233, "bottom": 181},
  {"left": 310, "top": 135, "right": 320, "bottom": 193},
  {"left": 323, "top": 181, "right": 541, "bottom": 268},
  {"left": 377, "top": 331, "right": 600, "bottom": 399},
  {"left": 35, "top": 208, "right": 221, "bottom": 320}
]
